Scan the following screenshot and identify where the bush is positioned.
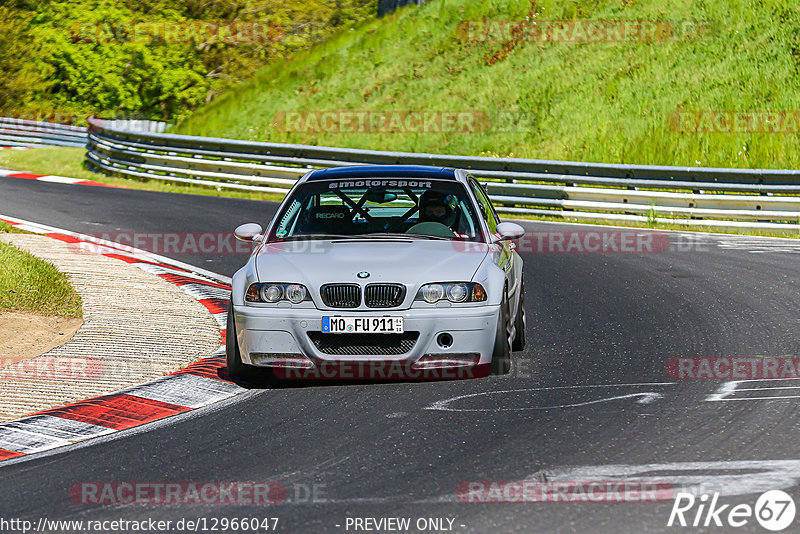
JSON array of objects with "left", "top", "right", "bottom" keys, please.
[{"left": 0, "top": 0, "right": 376, "bottom": 122}]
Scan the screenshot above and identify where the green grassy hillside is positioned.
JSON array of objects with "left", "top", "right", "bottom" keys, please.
[{"left": 175, "top": 0, "right": 800, "bottom": 169}]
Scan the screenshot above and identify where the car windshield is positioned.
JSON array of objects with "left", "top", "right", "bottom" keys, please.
[{"left": 268, "top": 178, "right": 485, "bottom": 242}]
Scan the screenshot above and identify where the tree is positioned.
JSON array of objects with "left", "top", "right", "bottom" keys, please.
[{"left": 0, "top": 6, "right": 40, "bottom": 113}]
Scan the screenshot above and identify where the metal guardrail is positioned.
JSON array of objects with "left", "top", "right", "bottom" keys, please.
[
  {"left": 82, "top": 116, "right": 800, "bottom": 227},
  {"left": 0, "top": 117, "right": 170, "bottom": 148},
  {"left": 0, "top": 118, "right": 88, "bottom": 148},
  {"left": 96, "top": 119, "right": 170, "bottom": 134}
]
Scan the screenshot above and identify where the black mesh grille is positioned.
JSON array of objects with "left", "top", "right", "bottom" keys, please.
[
  {"left": 365, "top": 284, "right": 406, "bottom": 308},
  {"left": 320, "top": 284, "right": 361, "bottom": 308},
  {"left": 308, "top": 332, "right": 419, "bottom": 355}
]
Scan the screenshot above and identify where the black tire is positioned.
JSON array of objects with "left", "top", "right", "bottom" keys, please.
[
  {"left": 491, "top": 291, "right": 512, "bottom": 375},
  {"left": 226, "top": 300, "right": 260, "bottom": 381},
  {"left": 512, "top": 283, "right": 526, "bottom": 352}
]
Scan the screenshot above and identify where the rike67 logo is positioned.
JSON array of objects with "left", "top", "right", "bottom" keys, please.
[{"left": 668, "top": 490, "right": 796, "bottom": 531}]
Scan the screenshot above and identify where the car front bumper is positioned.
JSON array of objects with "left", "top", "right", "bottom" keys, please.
[{"left": 233, "top": 304, "right": 499, "bottom": 379}]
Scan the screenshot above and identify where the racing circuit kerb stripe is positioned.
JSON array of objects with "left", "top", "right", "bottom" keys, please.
[
  {"left": 0, "top": 166, "right": 124, "bottom": 188},
  {"left": 0, "top": 216, "right": 236, "bottom": 463}
]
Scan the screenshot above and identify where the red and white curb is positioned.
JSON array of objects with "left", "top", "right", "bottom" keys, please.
[
  {"left": 0, "top": 146, "right": 30, "bottom": 150},
  {"left": 0, "top": 215, "right": 240, "bottom": 464},
  {"left": 0, "top": 167, "right": 123, "bottom": 188}
]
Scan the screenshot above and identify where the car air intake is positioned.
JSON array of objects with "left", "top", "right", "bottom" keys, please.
[
  {"left": 365, "top": 283, "right": 406, "bottom": 308},
  {"left": 308, "top": 332, "right": 419, "bottom": 355},
  {"left": 320, "top": 284, "right": 361, "bottom": 308}
]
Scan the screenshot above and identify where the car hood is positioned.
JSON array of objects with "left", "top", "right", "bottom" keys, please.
[{"left": 254, "top": 239, "right": 489, "bottom": 288}]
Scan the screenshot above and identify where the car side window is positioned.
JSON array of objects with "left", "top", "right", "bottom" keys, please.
[{"left": 469, "top": 178, "right": 499, "bottom": 235}]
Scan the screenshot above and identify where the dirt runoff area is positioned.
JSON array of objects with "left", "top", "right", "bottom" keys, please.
[{"left": 0, "top": 312, "right": 82, "bottom": 369}]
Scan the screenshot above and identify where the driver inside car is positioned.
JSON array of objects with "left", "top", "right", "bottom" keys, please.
[{"left": 406, "top": 190, "right": 459, "bottom": 238}]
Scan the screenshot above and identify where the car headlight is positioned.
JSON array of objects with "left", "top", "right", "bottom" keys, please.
[
  {"left": 415, "top": 282, "right": 487, "bottom": 303},
  {"left": 285, "top": 284, "right": 308, "bottom": 304},
  {"left": 421, "top": 283, "right": 445, "bottom": 303},
  {"left": 261, "top": 284, "right": 283, "bottom": 303},
  {"left": 246, "top": 283, "right": 311, "bottom": 304}
]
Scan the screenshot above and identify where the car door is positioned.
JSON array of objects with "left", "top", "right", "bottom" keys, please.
[{"left": 468, "top": 177, "right": 518, "bottom": 304}]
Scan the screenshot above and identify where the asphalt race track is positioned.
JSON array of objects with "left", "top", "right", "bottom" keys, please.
[{"left": 2, "top": 177, "right": 800, "bottom": 533}]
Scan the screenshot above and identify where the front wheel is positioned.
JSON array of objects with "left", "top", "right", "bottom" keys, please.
[
  {"left": 512, "top": 283, "right": 526, "bottom": 352},
  {"left": 226, "top": 300, "right": 261, "bottom": 381},
  {"left": 491, "top": 292, "right": 512, "bottom": 375}
]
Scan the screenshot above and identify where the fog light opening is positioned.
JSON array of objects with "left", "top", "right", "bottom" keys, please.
[
  {"left": 250, "top": 353, "right": 314, "bottom": 369},
  {"left": 437, "top": 333, "right": 454, "bottom": 349},
  {"left": 412, "top": 353, "right": 480, "bottom": 370}
]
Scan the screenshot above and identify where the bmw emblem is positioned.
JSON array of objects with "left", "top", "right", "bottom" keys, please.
[{"left": 357, "top": 271, "right": 370, "bottom": 279}]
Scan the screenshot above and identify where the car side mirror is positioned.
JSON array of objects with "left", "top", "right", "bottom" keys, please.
[
  {"left": 493, "top": 222, "right": 525, "bottom": 242},
  {"left": 234, "top": 223, "right": 264, "bottom": 242}
]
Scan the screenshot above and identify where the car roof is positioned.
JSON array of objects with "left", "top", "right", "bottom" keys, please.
[{"left": 303, "top": 165, "right": 461, "bottom": 182}]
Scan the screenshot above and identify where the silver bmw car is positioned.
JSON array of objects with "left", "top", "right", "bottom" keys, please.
[{"left": 227, "top": 165, "right": 525, "bottom": 381}]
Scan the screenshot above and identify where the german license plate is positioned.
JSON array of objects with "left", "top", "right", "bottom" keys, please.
[{"left": 321, "top": 316, "right": 404, "bottom": 334}]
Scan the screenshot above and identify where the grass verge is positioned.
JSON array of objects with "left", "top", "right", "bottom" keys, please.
[
  {"left": 0, "top": 235, "right": 83, "bottom": 318},
  {"left": 0, "top": 147, "right": 286, "bottom": 202},
  {"left": 0, "top": 221, "right": 26, "bottom": 234}
]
